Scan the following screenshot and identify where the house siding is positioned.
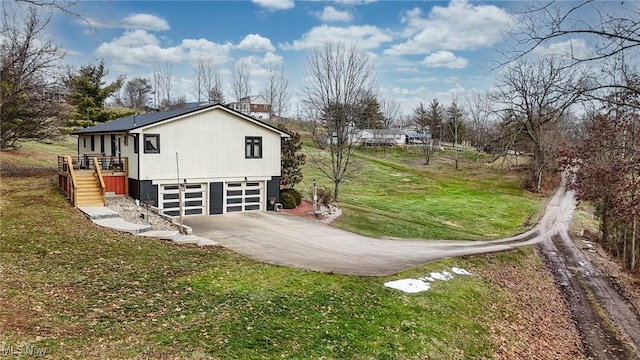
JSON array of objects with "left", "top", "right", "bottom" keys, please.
[
  {"left": 136, "top": 109, "right": 281, "bottom": 182},
  {"left": 129, "top": 179, "right": 158, "bottom": 206},
  {"left": 266, "top": 176, "right": 280, "bottom": 210}
]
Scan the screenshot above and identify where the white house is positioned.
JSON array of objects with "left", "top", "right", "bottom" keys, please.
[
  {"left": 71, "top": 104, "right": 289, "bottom": 216},
  {"left": 358, "top": 129, "right": 407, "bottom": 146}
]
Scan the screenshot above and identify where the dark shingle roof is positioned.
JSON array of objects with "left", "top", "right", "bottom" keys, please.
[
  {"left": 71, "top": 104, "right": 216, "bottom": 135},
  {"left": 70, "top": 103, "right": 289, "bottom": 137}
]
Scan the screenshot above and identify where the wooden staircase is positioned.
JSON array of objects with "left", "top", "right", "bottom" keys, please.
[{"left": 75, "top": 170, "right": 105, "bottom": 206}]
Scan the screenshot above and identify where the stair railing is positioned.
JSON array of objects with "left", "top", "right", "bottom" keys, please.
[
  {"left": 65, "top": 155, "right": 78, "bottom": 206},
  {"left": 92, "top": 157, "right": 107, "bottom": 206}
]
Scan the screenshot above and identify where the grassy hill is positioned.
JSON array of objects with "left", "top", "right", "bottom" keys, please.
[
  {"left": 0, "top": 138, "right": 580, "bottom": 359},
  {"left": 298, "top": 145, "right": 542, "bottom": 240}
]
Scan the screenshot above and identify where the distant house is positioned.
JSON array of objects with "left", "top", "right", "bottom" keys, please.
[
  {"left": 405, "top": 130, "right": 432, "bottom": 145},
  {"left": 68, "top": 104, "right": 289, "bottom": 216},
  {"left": 38, "top": 84, "right": 69, "bottom": 102},
  {"left": 227, "top": 95, "right": 272, "bottom": 120},
  {"left": 359, "top": 129, "right": 407, "bottom": 146}
]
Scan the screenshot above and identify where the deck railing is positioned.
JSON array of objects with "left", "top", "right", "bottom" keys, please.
[
  {"left": 57, "top": 156, "right": 78, "bottom": 205},
  {"left": 57, "top": 155, "right": 128, "bottom": 173},
  {"left": 93, "top": 157, "right": 107, "bottom": 205}
]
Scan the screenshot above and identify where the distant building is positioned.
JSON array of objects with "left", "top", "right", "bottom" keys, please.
[
  {"left": 227, "top": 95, "right": 272, "bottom": 120},
  {"left": 37, "top": 84, "right": 69, "bottom": 102}
]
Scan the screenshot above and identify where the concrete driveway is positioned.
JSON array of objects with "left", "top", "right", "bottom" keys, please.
[{"left": 182, "top": 190, "right": 567, "bottom": 275}]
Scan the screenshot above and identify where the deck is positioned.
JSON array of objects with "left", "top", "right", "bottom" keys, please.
[{"left": 57, "top": 155, "right": 129, "bottom": 207}]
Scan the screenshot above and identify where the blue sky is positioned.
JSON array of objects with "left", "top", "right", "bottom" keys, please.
[{"left": 40, "top": 0, "right": 581, "bottom": 116}]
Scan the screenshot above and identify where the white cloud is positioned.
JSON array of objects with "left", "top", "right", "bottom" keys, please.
[
  {"left": 317, "top": 6, "right": 353, "bottom": 22},
  {"left": 384, "top": 0, "right": 512, "bottom": 56},
  {"left": 122, "top": 13, "right": 170, "bottom": 31},
  {"left": 281, "top": 25, "right": 392, "bottom": 50},
  {"left": 333, "top": 0, "right": 377, "bottom": 4},
  {"left": 252, "top": 0, "right": 294, "bottom": 10},
  {"left": 95, "top": 30, "right": 233, "bottom": 66},
  {"left": 263, "top": 52, "right": 284, "bottom": 65},
  {"left": 395, "top": 67, "right": 419, "bottom": 73},
  {"left": 532, "top": 39, "right": 590, "bottom": 59},
  {"left": 80, "top": 14, "right": 170, "bottom": 31},
  {"left": 236, "top": 34, "right": 276, "bottom": 52},
  {"left": 423, "top": 50, "right": 469, "bottom": 69},
  {"left": 181, "top": 38, "right": 234, "bottom": 63}
]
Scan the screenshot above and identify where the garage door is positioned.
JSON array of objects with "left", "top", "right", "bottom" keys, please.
[
  {"left": 225, "top": 181, "right": 263, "bottom": 213},
  {"left": 160, "top": 183, "right": 206, "bottom": 217}
]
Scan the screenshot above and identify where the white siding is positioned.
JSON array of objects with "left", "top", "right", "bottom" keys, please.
[
  {"left": 121, "top": 134, "right": 139, "bottom": 179},
  {"left": 136, "top": 108, "right": 282, "bottom": 182}
]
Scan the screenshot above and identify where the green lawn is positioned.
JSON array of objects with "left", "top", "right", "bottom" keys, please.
[
  {"left": 0, "top": 170, "right": 546, "bottom": 359},
  {"left": 298, "top": 146, "right": 542, "bottom": 240}
]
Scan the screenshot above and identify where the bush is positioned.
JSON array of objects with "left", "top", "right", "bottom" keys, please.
[
  {"left": 279, "top": 191, "right": 297, "bottom": 209},
  {"left": 317, "top": 186, "right": 333, "bottom": 206},
  {"left": 281, "top": 188, "right": 302, "bottom": 206},
  {"left": 290, "top": 188, "right": 302, "bottom": 206}
]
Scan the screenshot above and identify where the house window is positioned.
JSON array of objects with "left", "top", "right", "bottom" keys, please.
[
  {"left": 144, "top": 134, "right": 160, "bottom": 153},
  {"left": 124, "top": 135, "right": 128, "bottom": 146},
  {"left": 100, "top": 135, "right": 105, "bottom": 153},
  {"left": 245, "top": 137, "right": 262, "bottom": 159},
  {"left": 134, "top": 136, "right": 139, "bottom": 154},
  {"left": 83, "top": 137, "right": 86, "bottom": 148},
  {"left": 91, "top": 135, "right": 95, "bottom": 152}
]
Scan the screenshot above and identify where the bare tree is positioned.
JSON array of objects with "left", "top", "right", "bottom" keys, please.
[
  {"left": 208, "top": 63, "right": 224, "bottom": 104},
  {"left": 230, "top": 59, "right": 251, "bottom": 102},
  {"left": 412, "top": 102, "right": 433, "bottom": 165},
  {"left": 303, "top": 41, "right": 377, "bottom": 201},
  {"left": 1, "top": 7, "right": 66, "bottom": 149},
  {"left": 261, "top": 63, "right": 290, "bottom": 117},
  {"left": 191, "top": 57, "right": 222, "bottom": 103},
  {"left": 190, "top": 58, "right": 206, "bottom": 102},
  {"left": 380, "top": 99, "right": 402, "bottom": 129},
  {"left": 446, "top": 100, "right": 466, "bottom": 170},
  {"left": 465, "top": 92, "right": 493, "bottom": 161},
  {"left": 507, "top": 1, "right": 640, "bottom": 102},
  {"left": 154, "top": 63, "right": 174, "bottom": 109},
  {"left": 123, "top": 77, "right": 152, "bottom": 110},
  {"left": 492, "top": 57, "right": 586, "bottom": 192}
]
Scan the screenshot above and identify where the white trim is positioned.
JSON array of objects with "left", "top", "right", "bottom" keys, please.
[
  {"left": 135, "top": 105, "right": 289, "bottom": 138},
  {"left": 223, "top": 181, "right": 264, "bottom": 213}
]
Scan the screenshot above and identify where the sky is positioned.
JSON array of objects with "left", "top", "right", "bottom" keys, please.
[{"left": 29, "top": 0, "right": 604, "bottom": 117}]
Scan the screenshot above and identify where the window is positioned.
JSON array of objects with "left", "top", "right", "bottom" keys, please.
[
  {"left": 133, "top": 135, "right": 139, "bottom": 154},
  {"left": 91, "top": 135, "right": 95, "bottom": 152},
  {"left": 100, "top": 135, "right": 105, "bottom": 153},
  {"left": 144, "top": 134, "right": 160, "bottom": 153},
  {"left": 245, "top": 137, "right": 262, "bottom": 159},
  {"left": 83, "top": 137, "right": 86, "bottom": 148}
]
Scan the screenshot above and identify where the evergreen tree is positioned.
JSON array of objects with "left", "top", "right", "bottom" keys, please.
[
  {"left": 355, "top": 95, "right": 384, "bottom": 129},
  {"left": 427, "top": 99, "right": 444, "bottom": 142},
  {"left": 277, "top": 124, "right": 306, "bottom": 188},
  {"left": 64, "top": 61, "right": 128, "bottom": 128}
]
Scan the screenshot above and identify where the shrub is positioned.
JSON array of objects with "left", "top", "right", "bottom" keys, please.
[
  {"left": 279, "top": 191, "right": 297, "bottom": 209},
  {"left": 317, "top": 186, "right": 333, "bottom": 206},
  {"left": 290, "top": 188, "right": 302, "bottom": 206}
]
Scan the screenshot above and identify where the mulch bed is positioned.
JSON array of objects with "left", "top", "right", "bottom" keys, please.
[{"left": 282, "top": 199, "right": 326, "bottom": 221}]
